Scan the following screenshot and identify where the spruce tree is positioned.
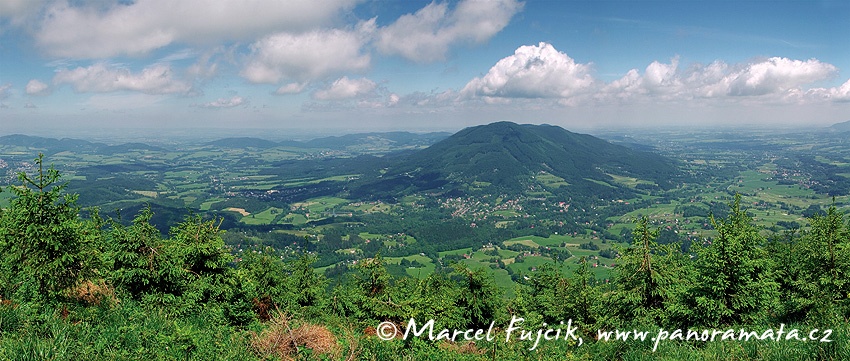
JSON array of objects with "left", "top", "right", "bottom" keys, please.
[
  {"left": 609, "top": 217, "right": 689, "bottom": 327},
  {"left": 688, "top": 194, "right": 779, "bottom": 326},
  {"left": 0, "top": 154, "right": 99, "bottom": 303}
]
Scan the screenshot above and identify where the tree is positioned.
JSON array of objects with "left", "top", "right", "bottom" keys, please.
[
  {"left": 792, "top": 204, "right": 850, "bottom": 323},
  {"left": 687, "top": 194, "right": 779, "bottom": 326},
  {"left": 565, "top": 257, "right": 600, "bottom": 331},
  {"left": 452, "top": 264, "right": 504, "bottom": 329},
  {"left": 107, "top": 207, "right": 183, "bottom": 299},
  {"left": 609, "top": 217, "right": 690, "bottom": 327},
  {"left": 170, "top": 214, "right": 234, "bottom": 308},
  {"left": 0, "top": 154, "right": 101, "bottom": 303}
]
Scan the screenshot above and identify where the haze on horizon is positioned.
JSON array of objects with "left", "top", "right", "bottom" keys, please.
[{"left": 1, "top": 0, "right": 849, "bottom": 137}]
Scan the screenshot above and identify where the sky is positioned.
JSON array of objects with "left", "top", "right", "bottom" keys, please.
[{"left": 1, "top": 0, "right": 849, "bottom": 137}]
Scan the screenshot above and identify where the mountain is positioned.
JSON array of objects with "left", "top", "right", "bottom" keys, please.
[
  {"left": 356, "top": 122, "right": 679, "bottom": 197},
  {"left": 0, "top": 134, "right": 104, "bottom": 154},
  {"left": 828, "top": 120, "right": 850, "bottom": 132},
  {"left": 0, "top": 134, "right": 169, "bottom": 154}
]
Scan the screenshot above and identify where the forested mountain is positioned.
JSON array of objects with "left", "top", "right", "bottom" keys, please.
[{"left": 360, "top": 121, "right": 679, "bottom": 197}]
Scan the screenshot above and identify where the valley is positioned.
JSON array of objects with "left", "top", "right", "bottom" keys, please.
[{"left": 2, "top": 122, "right": 849, "bottom": 296}]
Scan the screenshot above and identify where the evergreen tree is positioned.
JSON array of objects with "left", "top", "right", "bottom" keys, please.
[
  {"left": 107, "top": 207, "right": 182, "bottom": 299},
  {"left": 452, "top": 264, "right": 504, "bottom": 329},
  {"left": 0, "top": 154, "right": 100, "bottom": 303},
  {"left": 609, "top": 217, "right": 689, "bottom": 327},
  {"left": 687, "top": 194, "right": 779, "bottom": 326},
  {"left": 565, "top": 257, "right": 600, "bottom": 332},
  {"left": 793, "top": 204, "right": 850, "bottom": 323}
]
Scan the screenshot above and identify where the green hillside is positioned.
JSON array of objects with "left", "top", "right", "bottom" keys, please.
[{"left": 365, "top": 121, "right": 679, "bottom": 196}]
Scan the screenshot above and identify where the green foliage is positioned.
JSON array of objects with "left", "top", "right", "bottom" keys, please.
[
  {"left": 3, "top": 154, "right": 850, "bottom": 359},
  {"left": 452, "top": 264, "right": 505, "bottom": 329},
  {"left": 512, "top": 257, "right": 601, "bottom": 342},
  {"left": 608, "top": 217, "right": 691, "bottom": 327},
  {"left": 687, "top": 194, "right": 780, "bottom": 326},
  {"left": 786, "top": 204, "right": 850, "bottom": 323},
  {"left": 107, "top": 207, "right": 183, "bottom": 299},
  {"left": 0, "top": 154, "right": 101, "bottom": 303}
]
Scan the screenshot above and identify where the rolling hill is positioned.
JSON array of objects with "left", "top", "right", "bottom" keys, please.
[{"left": 354, "top": 121, "right": 680, "bottom": 198}]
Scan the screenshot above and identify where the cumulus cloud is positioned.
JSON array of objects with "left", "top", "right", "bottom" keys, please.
[
  {"left": 53, "top": 63, "right": 192, "bottom": 94},
  {"left": 241, "top": 20, "right": 374, "bottom": 84},
  {"left": 313, "top": 76, "right": 377, "bottom": 100},
  {"left": 451, "top": 43, "right": 844, "bottom": 109},
  {"left": 200, "top": 96, "right": 245, "bottom": 108},
  {"left": 460, "top": 42, "right": 596, "bottom": 100},
  {"left": 25, "top": 79, "right": 51, "bottom": 95},
  {"left": 600, "top": 57, "right": 684, "bottom": 101},
  {"left": 724, "top": 57, "right": 837, "bottom": 96},
  {"left": 808, "top": 78, "right": 850, "bottom": 102},
  {"left": 33, "top": 0, "right": 361, "bottom": 58},
  {"left": 376, "top": 0, "right": 523, "bottom": 63},
  {"left": 603, "top": 56, "right": 837, "bottom": 101}
]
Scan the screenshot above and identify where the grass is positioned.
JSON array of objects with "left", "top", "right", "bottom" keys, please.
[
  {"left": 239, "top": 207, "right": 284, "bottom": 225},
  {"left": 535, "top": 172, "right": 569, "bottom": 188},
  {"left": 384, "top": 255, "right": 436, "bottom": 279},
  {"left": 607, "top": 173, "right": 656, "bottom": 188}
]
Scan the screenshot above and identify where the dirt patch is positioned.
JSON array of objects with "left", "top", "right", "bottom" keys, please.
[
  {"left": 251, "top": 312, "right": 339, "bottom": 361},
  {"left": 225, "top": 207, "right": 250, "bottom": 216}
]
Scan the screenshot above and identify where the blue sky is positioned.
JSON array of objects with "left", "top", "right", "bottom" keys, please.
[{"left": 1, "top": 0, "right": 848, "bottom": 136}]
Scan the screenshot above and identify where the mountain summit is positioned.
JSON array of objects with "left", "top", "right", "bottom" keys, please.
[{"left": 364, "top": 122, "right": 679, "bottom": 197}]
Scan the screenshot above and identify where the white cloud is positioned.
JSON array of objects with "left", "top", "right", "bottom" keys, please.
[
  {"left": 724, "top": 57, "right": 837, "bottom": 96},
  {"left": 460, "top": 42, "right": 596, "bottom": 100},
  {"left": 376, "top": 0, "right": 523, "bottom": 63},
  {"left": 25, "top": 79, "right": 51, "bottom": 95},
  {"left": 200, "top": 96, "right": 245, "bottom": 108},
  {"left": 603, "top": 56, "right": 837, "bottom": 101},
  {"left": 276, "top": 82, "right": 307, "bottom": 95},
  {"left": 241, "top": 20, "right": 374, "bottom": 84},
  {"left": 808, "top": 78, "right": 850, "bottom": 102},
  {"left": 313, "top": 76, "right": 377, "bottom": 100},
  {"left": 446, "top": 43, "right": 845, "bottom": 110},
  {"left": 0, "top": 0, "right": 47, "bottom": 26},
  {"left": 601, "top": 57, "right": 684, "bottom": 101},
  {"left": 53, "top": 63, "right": 192, "bottom": 94},
  {"left": 34, "top": 0, "right": 361, "bottom": 58}
]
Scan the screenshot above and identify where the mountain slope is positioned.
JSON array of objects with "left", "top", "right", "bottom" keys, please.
[
  {"left": 357, "top": 122, "right": 679, "bottom": 197},
  {"left": 828, "top": 120, "right": 850, "bottom": 132}
]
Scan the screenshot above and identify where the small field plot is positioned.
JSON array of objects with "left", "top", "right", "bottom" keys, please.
[{"left": 384, "top": 255, "right": 436, "bottom": 279}]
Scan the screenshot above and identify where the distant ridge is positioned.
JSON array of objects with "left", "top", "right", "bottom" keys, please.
[
  {"left": 828, "top": 120, "right": 850, "bottom": 132},
  {"left": 0, "top": 134, "right": 165, "bottom": 154},
  {"left": 0, "top": 134, "right": 101, "bottom": 153},
  {"left": 358, "top": 121, "right": 680, "bottom": 197}
]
